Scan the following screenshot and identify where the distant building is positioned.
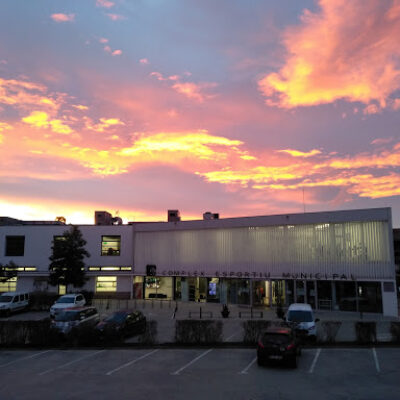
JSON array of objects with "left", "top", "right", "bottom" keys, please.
[{"left": 0, "top": 207, "right": 398, "bottom": 316}]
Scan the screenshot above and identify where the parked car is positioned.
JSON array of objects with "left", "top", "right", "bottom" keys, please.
[
  {"left": 51, "top": 306, "right": 99, "bottom": 335},
  {"left": 96, "top": 310, "right": 146, "bottom": 338},
  {"left": 0, "top": 291, "right": 30, "bottom": 316},
  {"left": 50, "top": 293, "right": 86, "bottom": 317},
  {"left": 285, "top": 303, "right": 319, "bottom": 340},
  {"left": 257, "top": 326, "right": 300, "bottom": 368}
]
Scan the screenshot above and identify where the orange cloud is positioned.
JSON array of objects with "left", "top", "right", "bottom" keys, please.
[
  {"left": 51, "top": 13, "right": 75, "bottom": 22},
  {"left": 22, "top": 111, "right": 73, "bottom": 134},
  {"left": 259, "top": 0, "right": 400, "bottom": 108},
  {"left": 277, "top": 148, "right": 321, "bottom": 157},
  {"left": 84, "top": 117, "right": 125, "bottom": 132}
]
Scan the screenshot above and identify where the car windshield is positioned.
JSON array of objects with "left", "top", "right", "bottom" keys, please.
[
  {"left": 263, "top": 333, "right": 290, "bottom": 345},
  {"left": 105, "top": 313, "right": 127, "bottom": 324},
  {"left": 0, "top": 295, "right": 13, "bottom": 303},
  {"left": 56, "top": 297, "right": 74, "bottom": 304},
  {"left": 287, "top": 310, "right": 313, "bottom": 322},
  {"left": 55, "top": 311, "right": 80, "bottom": 321}
]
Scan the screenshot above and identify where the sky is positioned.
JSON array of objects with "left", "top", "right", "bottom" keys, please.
[{"left": 0, "top": 0, "right": 400, "bottom": 226}]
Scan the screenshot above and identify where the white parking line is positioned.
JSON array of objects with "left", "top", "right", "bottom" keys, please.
[
  {"left": 308, "top": 348, "right": 321, "bottom": 374},
  {"left": 372, "top": 347, "right": 380, "bottom": 373},
  {"left": 0, "top": 350, "right": 52, "bottom": 368},
  {"left": 38, "top": 350, "right": 105, "bottom": 376},
  {"left": 239, "top": 357, "right": 257, "bottom": 375},
  {"left": 226, "top": 332, "right": 239, "bottom": 341},
  {"left": 171, "top": 349, "right": 213, "bottom": 375},
  {"left": 106, "top": 349, "right": 159, "bottom": 376}
]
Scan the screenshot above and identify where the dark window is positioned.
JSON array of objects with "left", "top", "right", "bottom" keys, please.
[
  {"left": 101, "top": 236, "right": 121, "bottom": 256},
  {"left": 5, "top": 236, "right": 25, "bottom": 256}
]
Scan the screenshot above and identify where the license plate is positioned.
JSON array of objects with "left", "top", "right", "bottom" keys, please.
[{"left": 269, "top": 355, "right": 283, "bottom": 360}]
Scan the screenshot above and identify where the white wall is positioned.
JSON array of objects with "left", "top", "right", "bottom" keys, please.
[{"left": 381, "top": 281, "right": 399, "bottom": 317}]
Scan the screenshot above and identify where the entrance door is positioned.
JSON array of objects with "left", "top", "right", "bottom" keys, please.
[
  {"left": 306, "top": 281, "right": 316, "bottom": 309},
  {"left": 295, "top": 280, "right": 305, "bottom": 303}
]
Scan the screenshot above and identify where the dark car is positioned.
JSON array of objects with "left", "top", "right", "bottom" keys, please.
[
  {"left": 257, "top": 327, "right": 300, "bottom": 368},
  {"left": 96, "top": 310, "right": 146, "bottom": 338}
]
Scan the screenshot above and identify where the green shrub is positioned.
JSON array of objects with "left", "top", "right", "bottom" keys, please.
[
  {"left": 175, "top": 320, "right": 222, "bottom": 344},
  {"left": 390, "top": 322, "right": 400, "bottom": 343},
  {"left": 138, "top": 320, "right": 158, "bottom": 345},
  {"left": 320, "top": 321, "right": 342, "bottom": 343},
  {"left": 242, "top": 320, "right": 272, "bottom": 344},
  {"left": 29, "top": 292, "right": 59, "bottom": 311},
  {"left": 355, "top": 322, "right": 376, "bottom": 344}
]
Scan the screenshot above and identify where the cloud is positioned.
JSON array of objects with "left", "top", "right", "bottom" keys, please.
[
  {"left": 363, "top": 104, "right": 380, "bottom": 115},
  {"left": 22, "top": 111, "right": 73, "bottom": 134},
  {"left": 139, "top": 58, "right": 149, "bottom": 65},
  {"left": 99, "top": 38, "right": 109, "bottom": 44},
  {"left": 103, "top": 45, "right": 122, "bottom": 56},
  {"left": 51, "top": 13, "right": 75, "bottom": 23},
  {"left": 258, "top": 0, "right": 400, "bottom": 109},
  {"left": 72, "top": 104, "right": 89, "bottom": 111},
  {"left": 106, "top": 13, "right": 125, "bottom": 21},
  {"left": 0, "top": 121, "right": 12, "bottom": 132},
  {"left": 96, "top": 0, "right": 114, "bottom": 8},
  {"left": 85, "top": 117, "right": 125, "bottom": 132},
  {"left": 277, "top": 149, "right": 321, "bottom": 158}
]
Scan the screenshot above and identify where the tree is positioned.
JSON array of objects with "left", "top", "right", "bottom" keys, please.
[
  {"left": 0, "top": 261, "right": 18, "bottom": 283},
  {"left": 48, "top": 226, "right": 90, "bottom": 292}
]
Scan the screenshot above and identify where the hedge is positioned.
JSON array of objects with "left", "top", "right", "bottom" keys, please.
[{"left": 175, "top": 320, "right": 222, "bottom": 344}]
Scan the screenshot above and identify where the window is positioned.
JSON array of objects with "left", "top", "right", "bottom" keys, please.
[
  {"left": 58, "top": 285, "right": 66, "bottom": 295},
  {"left": 96, "top": 276, "right": 117, "bottom": 292},
  {"left": 0, "top": 277, "right": 17, "bottom": 292},
  {"left": 101, "top": 236, "right": 121, "bottom": 256},
  {"left": 5, "top": 236, "right": 25, "bottom": 256}
]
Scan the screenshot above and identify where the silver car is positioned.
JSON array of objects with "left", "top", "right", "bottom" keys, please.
[{"left": 52, "top": 306, "right": 99, "bottom": 334}]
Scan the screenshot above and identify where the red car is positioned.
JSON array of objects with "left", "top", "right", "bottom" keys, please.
[{"left": 257, "top": 326, "right": 300, "bottom": 368}]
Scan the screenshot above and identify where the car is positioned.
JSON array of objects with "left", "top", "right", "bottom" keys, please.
[
  {"left": 51, "top": 306, "right": 99, "bottom": 335},
  {"left": 285, "top": 303, "right": 319, "bottom": 340},
  {"left": 0, "top": 291, "right": 30, "bottom": 316},
  {"left": 96, "top": 310, "right": 146, "bottom": 338},
  {"left": 257, "top": 326, "right": 300, "bottom": 368},
  {"left": 50, "top": 293, "right": 86, "bottom": 317}
]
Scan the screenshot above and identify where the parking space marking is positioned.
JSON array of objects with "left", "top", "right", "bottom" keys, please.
[
  {"left": 38, "top": 350, "right": 105, "bottom": 376},
  {"left": 171, "top": 349, "right": 213, "bottom": 375},
  {"left": 106, "top": 349, "right": 159, "bottom": 376},
  {"left": 226, "top": 332, "right": 239, "bottom": 341},
  {"left": 372, "top": 348, "right": 380, "bottom": 373},
  {"left": 238, "top": 357, "right": 257, "bottom": 375},
  {"left": 308, "top": 348, "right": 321, "bottom": 374},
  {"left": 0, "top": 350, "right": 52, "bottom": 368}
]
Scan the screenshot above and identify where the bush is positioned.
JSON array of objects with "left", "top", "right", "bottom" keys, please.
[
  {"left": 242, "top": 320, "right": 272, "bottom": 344},
  {"left": 138, "top": 320, "right": 158, "bottom": 345},
  {"left": 29, "top": 292, "right": 59, "bottom": 311},
  {"left": 355, "top": 322, "right": 376, "bottom": 344},
  {"left": 65, "top": 325, "right": 101, "bottom": 347},
  {"left": 320, "top": 321, "right": 342, "bottom": 343},
  {"left": 175, "top": 320, "right": 222, "bottom": 344},
  {"left": 0, "top": 320, "right": 62, "bottom": 346},
  {"left": 390, "top": 322, "right": 400, "bottom": 343}
]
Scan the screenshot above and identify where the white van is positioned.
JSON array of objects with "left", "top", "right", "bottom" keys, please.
[
  {"left": 0, "top": 291, "right": 30, "bottom": 316},
  {"left": 285, "top": 303, "right": 319, "bottom": 339}
]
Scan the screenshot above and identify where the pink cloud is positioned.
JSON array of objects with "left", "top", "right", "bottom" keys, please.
[
  {"left": 139, "top": 58, "right": 149, "bottom": 65},
  {"left": 106, "top": 13, "right": 125, "bottom": 21},
  {"left": 96, "top": 0, "right": 114, "bottom": 8},
  {"left": 259, "top": 1, "right": 400, "bottom": 109},
  {"left": 99, "top": 37, "right": 109, "bottom": 44},
  {"left": 51, "top": 13, "right": 75, "bottom": 23}
]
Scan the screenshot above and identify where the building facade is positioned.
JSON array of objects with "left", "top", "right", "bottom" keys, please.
[{"left": 0, "top": 208, "right": 398, "bottom": 316}]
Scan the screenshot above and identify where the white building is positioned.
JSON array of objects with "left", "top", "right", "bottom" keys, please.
[{"left": 0, "top": 208, "right": 398, "bottom": 316}]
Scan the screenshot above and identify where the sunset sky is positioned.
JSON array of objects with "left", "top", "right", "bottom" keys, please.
[{"left": 1, "top": 0, "right": 400, "bottom": 226}]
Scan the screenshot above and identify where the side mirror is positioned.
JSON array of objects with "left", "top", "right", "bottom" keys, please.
[{"left": 315, "top": 318, "right": 320, "bottom": 323}]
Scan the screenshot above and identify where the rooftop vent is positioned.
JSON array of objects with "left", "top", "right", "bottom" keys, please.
[
  {"left": 168, "top": 209, "right": 181, "bottom": 222},
  {"left": 203, "top": 211, "right": 219, "bottom": 220}
]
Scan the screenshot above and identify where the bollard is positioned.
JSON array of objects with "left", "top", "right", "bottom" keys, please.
[
  {"left": 160, "top": 300, "right": 163, "bottom": 309},
  {"left": 200, "top": 306, "right": 202, "bottom": 319},
  {"left": 152, "top": 299, "right": 154, "bottom": 308}
]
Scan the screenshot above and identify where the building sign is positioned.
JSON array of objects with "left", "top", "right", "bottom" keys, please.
[{"left": 157, "top": 269, "right": 356, "bottom": 280}]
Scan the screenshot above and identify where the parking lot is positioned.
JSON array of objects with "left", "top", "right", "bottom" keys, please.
[{"left": 0, "top": 347, "right": 399, "bottom": 400}]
